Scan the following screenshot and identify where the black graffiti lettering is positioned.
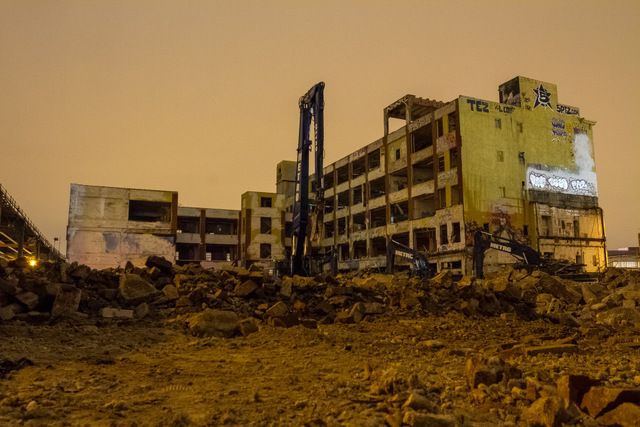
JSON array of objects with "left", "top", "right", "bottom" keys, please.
[
  {"left": 557, "top": 104, "right": 579, "bottom": 115},
  {"left": 467, "top": 98, "right": 489, "bottom": 113},
  {"left": 467, "top": 98, "right": 476, "bottom": 111},
  {"left": 495, "top": 104, "right": 514, "bottom": 114}
]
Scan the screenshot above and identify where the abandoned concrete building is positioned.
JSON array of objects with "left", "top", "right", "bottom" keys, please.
[
  {"left": 67, "top": 184, "right": 241, "bottom": 269},
  {"left": 67, "top": 184, "right": 178, "bottom": 269},
  {"left": 67, "top": 76, "right": 606, "bottom": 274}
]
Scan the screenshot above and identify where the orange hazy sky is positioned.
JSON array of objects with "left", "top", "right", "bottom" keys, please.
[{"left": 1, "top": 0, "right": 639, "bottom": 249}]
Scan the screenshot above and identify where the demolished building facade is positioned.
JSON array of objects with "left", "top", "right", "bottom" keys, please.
[{"left": 67, "top": 76, "right": 607, "bottom": 274}]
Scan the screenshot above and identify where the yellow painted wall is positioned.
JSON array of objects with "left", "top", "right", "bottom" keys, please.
[
  {"left": 458, "top": 76, "right": 605, "bottom": 271},
  {"left": 459, "top": 96, "right": 593, "bottom": 228}
]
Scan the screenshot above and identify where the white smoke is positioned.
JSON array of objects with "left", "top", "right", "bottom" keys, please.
[
  {"left": 574, "top": 132, "right": 595, "bottom": 174},
  {"left": 526, "top": 131, "right": 598, "bottom": 197}
]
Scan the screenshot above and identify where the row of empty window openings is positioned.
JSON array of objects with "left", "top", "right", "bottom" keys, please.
[
  {"left": 175, "top": 244, "right": 237, "bottom": 261},
  {"left": 177, "top": 218, "right": 238, "bottom": 234},
  {"left": 539, "top": 216, "right": 583, "bottom": 238},
  {"left": 326, "top": 187, "right": 461, "bottom": 227},
  {"left": 325, "top": 114, "right": 457, "bottom": 190},
  {"left": 327, "top": 154, "right": 458, "bottom": 209},
  {"left": 332, "top": 225, "right": 461, "bottom": 259}
]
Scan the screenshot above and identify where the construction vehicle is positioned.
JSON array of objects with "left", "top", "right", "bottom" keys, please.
[
  {"left": 290, "top": 82, "right": 336, "bottom": 276},
  {"left": 472, "top": 230, "right": 585, "bottom": 279},
  {"left": 386, "top": 239, "right": 433, "bottom": 278}
]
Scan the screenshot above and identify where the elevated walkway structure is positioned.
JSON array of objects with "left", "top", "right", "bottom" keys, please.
[{"left": 0, "top": 184, "right": 64, "bottom": 262}]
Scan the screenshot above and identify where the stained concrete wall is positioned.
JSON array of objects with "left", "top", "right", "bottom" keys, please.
[
  {"left": 240, "top": 191, "right": 286, "bottom": 267},
  {"left": 67, "top": 184, "right": 177, "bottom": 269}
]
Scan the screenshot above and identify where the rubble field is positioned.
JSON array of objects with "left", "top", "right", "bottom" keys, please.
[{"left": 1, "top": 257, "right": 639, "bottom": 426}]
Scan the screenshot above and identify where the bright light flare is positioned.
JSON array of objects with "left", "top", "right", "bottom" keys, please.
[{"left": 28, "top": 259, "right": 37, "bottom": 267}]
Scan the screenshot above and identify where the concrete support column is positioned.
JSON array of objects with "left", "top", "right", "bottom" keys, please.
[
  {"left": 199, "top": 210, "right": 206, "bottom": 261},
  {"left": 405, "top": 100, "right": 414, "bottom": 248},
  {"left": 17, "top": 220, "right": 25, "bottom": 258}
]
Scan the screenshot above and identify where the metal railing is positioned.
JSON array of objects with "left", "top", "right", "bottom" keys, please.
[{"left": 0, "top": 183, "right": 65, "bottom": 261}]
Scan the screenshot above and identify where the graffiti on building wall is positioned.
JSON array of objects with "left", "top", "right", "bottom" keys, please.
[
  {"left": 467, "top": 98, "right": 514, "bottom": 115},
  {"left": 557, "top": 104, "right": 579, "bottom": 115},
  {"left": 466, "top": 99, "right": 489, "bottom": 112},
  {"left": 533, "top": 84, "right": 552, "bottom": 109},
  {"left": 494, "top": 104, "right": 514, "bottom": 114},
  {"left": 551, "top": 118, "right": 567, "bottom": 137},
  {"left": 499, "top": 78, "right": 521, "bottom": 106},
  {"left": 526, "top": 132, "right": 598, "bottom": 197}
]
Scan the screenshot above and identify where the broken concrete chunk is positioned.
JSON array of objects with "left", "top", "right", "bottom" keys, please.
[
  {"left": 118, "top": 273, "right": 158, "bottom": 305},
  {"left": 456, "top": 275, "right": 475, "bottom": 289},
  {"left": 556, "top": 374, "right": 599, "bottom": 409},
  {"left": 488, "top": 274, "right": 510, "bottom": 292},
  {"left": 265, "top": 301, "right": 288, "bottom": 318},
  {"left": 239, "top": 317, "right": 259, "bottom": 336},
  {"left": 161, "top": 284, "right": 179, "bottom": 301},
  {"left": 465, "top": 356, "right": 521, "bottom": 389},
  {"left": 15, "top": 291, "right": 39, "bottom": 310},
  {"left": 134, "top": 303, "right": 150, "bottom": 319},
  {"left": 299, "top": 318, "right": 318, "bottom": 329},
  {"left": 402, "top": 411, "right": 455, "bottom": 427},
  {"left": 268, "top": 312, "right": 299, "bottom": 328},
  {"left": 101, "top": 307, "right": 134, "bottom": 319},
  {"left": 430, "top": 270, "right": 452, "bottom": 287},
  {"left": 334, "top": 310, "right": 356, "bottom": 324},
  {"left": 596, "top": 403, "right": 640, "bottom": 427},
  {"left": 524, "top": 344, "right": 578, "bottom": 356},
  {"left": 618, "top": 283, "right": 640, "bottom": 302},
  {"left": 596, "top": 307, "right": 640, "bottom": 328},
  {"left": 188, "top": 309, "right": 239, "bottom": 338},
  {"left": 51, "top": 286, "right": 82, "bottom": 318},
  {"left": 0, "top": 277, "right": 19, "bottom": 295},
  {"left": 580, "top": 386, "right": 640, "bottom": 418},
  {"left": 68, "top": 264, "right": 91, "bottom": 281},
  {"left": 0, "top": 305, "right": 16, "bottom": 321},
  {"left": 348, "top": 302, "right": 366, "bottom": 323},
  {"left": 402, "top": 392, "right": 434, "bottom": 411},
  {"left": 400, "top": 289, "right": 420, "bottom": 309},
  {"left": 45, "top": 282, "right": 62, "bottom": 297},
  {"left": 145, "top": 256, "right": 174, "bottom": 275},
  {"left": 279, "top": 278, "right": 293, "bottom": 298},
  {"left": 233, "top": 279, "right": 258, "bottom": 297},
  {"left": 538, "top": 274, "right": 583, "bottom": 304},
  {"left": 363, "top": 302, "right": 385, "bottom": 314},
  {"left": 419, "top": 340, "right": 446, "bottom": 350},
  {"left": 521, "top": 396, "right": 562, "bottom": 427},
  {"left": 581, "top": 283, "right": 602, "bottom": 304}
]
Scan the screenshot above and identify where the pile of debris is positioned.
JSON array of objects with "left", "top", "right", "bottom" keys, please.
[
  {"left": 465, "top": 355, "right": 640, "bottom": 426},
  {"left": 1, "top": 256, "right": 639, "bottom": 336},
  {"left": 483, "top": 267, "right": 640, "bottom": 329}
]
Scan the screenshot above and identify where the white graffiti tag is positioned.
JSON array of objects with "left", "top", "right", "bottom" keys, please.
[{"left": 529, "top": 173, "right": 547, "bottom": 189}]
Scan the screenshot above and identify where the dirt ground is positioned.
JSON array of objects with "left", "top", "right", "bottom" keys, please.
[{"left": 1, "top": 311, "right": 639, "bottom": 426}]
